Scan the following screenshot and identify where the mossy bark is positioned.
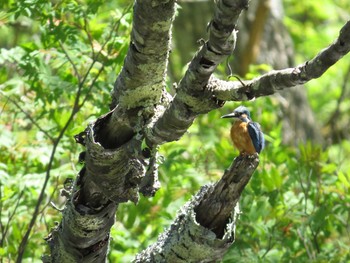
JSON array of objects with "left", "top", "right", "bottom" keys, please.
[{"left": 44, "top": 0, "right": 350, "bottom": 260}]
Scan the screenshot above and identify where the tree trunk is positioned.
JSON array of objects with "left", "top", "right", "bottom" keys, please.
[{"left": 43, "top": 0, "right": 350, "bottom": 260}]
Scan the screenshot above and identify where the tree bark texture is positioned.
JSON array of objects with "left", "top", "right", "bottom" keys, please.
[
  {"left": 146, "top": 0, "right": 250, "bottom": 146},
  {"left": 134, "top": 185, "right": 237, "bottom": 263},
  {"left": 170, "top": 0, "right": 340, "bottom": 145},
  {"left": 45, "top": 124, "right": 146, "bottom": 262},
  {"left": 45, "top": 0, "right": 177, "bottom": 261},
  {"left": 195, "top": 155, "right": 259, "bottom": 238},
  {"left": 44, "top": 0, "right": 350, "bottom": 260},
  {"left": 110, "top": 0, "right": 176, "bottom": 110},
  {"left": 134, "top": 155, "right": 259, "bottom": 263},
  {"left": 170, "top": 0, "right": 320, "bottom": 146},
  {"left": 210, "top": 20, "right": 350, "bottom": 101},
  {"left": 233, "top": 0, "right": 323, "bottom": 145},
  {"left": 45, "top": 0, "right": 250, "bottom": 261}
]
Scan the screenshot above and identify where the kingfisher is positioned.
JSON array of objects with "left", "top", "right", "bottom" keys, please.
[{"left": 221, "top": 106, "right": 265, "bottom": 155}]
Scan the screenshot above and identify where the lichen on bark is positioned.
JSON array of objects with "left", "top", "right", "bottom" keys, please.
[{"left": 133, "top": 185, "right": 238, "bottom": 263}]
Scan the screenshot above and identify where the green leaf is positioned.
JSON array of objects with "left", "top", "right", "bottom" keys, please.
[{"left": 337, "top": 172, "right": 350, "bottom": 188}]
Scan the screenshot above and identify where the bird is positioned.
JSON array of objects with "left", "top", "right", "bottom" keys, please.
[{"left": 221, "top": 106, "right": 264, "bottom": 155}]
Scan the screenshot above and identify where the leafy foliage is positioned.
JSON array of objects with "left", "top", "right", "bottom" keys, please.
[
  {"left": 0, "top": 0, "right": 131, "bottom": 260},
  {"left": 1, "top": 0, "right": 349, "bottom": 262}
]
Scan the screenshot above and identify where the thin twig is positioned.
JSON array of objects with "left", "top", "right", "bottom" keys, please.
[
  {"left": 16, "top": 7, "right": 133, "bottom": 260},
  {"left": 1, "top": 191, "right": 24, "bottom": 246},
  {"left": 232, "top": 75, "right": 247, "bottom": 87},
  {"left": 58, "top": 40, "right": 82, "bottom": 83},
  {"left": 0, "top": 95, "right": 9, "bottom": 117},
  {"left": 211, "top": 20, "right": 350, "bottom": 101},
  {"left": 0, "top": 92, "right": 55, "bottom": 143},
  {"left": 261, "top": 226, "right": 275, "bottom": 259},
  {"left": 78, "top": 65, "right": 105, "bottom": 108},
  {"left": 297, "top": 228, "right": 314, "bottom": 260},
  {"left": 309, "top": 225, "right": 320, "bottom": 254},
  {"left": 17, "top": 74, "right": 86, "bottom": 260},
  {"left": 40, "top": 175, "right": 60, "bottom": 214},
  {"left": 83, "top": 16, "right": 95, "bottom": 59},
  {"left": 78, "top": 7, "right": 131, "bottom": 108}
]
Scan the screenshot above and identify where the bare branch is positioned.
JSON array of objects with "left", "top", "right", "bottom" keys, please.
[
  {"left": 211, "top": 20, "right": 350, "bottom": 101},
  {"left": 59, "top": 41, "right": 82, "bottom": 83},
  {"left": 134, "top": 155, "right": 259, "bottom": 262},
  {"left": 195, "top": 154, "right": 259, "bottom": 238},
  {"left": 83, "top": 17, "right": 96, "bottom": 59},
  {"left": 0, "top": 190, "right": 24, "bottom": 246},
  {"left": 43, "top": 1, "right": 350, "bottom": 262},
  {"left": 45, "top": 125, "right": 146, "bottom": 262},
  {"left": 0, "top": 93, "right": 55, "bottom": 143},
  {"left": 110, "top": 0, "right": 176, "bottom": 109},
  {"left": 146, "top": 0, "right": 249, "bottom": 146}
]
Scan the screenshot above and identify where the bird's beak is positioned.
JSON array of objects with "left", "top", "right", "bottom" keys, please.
[{"left": 221, "top": 112, "right": 238, "bottom": 119}]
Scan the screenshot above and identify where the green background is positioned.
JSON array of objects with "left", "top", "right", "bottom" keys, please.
[{"left": 0, "top": 0, "right": 349, "bottom": 262}]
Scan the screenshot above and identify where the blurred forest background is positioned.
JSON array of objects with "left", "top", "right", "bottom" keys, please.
[{"left": 1, "top": 0, "right": 350, "bottom": 262}]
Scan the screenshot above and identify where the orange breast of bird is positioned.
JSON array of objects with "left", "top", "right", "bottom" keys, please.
[{"left": 230, "top": 121, "right": 256, "bottom": 155}]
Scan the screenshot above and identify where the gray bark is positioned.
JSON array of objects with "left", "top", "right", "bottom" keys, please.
[
  {"left": 45, "top": 0, "right": 177, "bottom": 261},
  {"left": 210, "top": 20, "right": 350, "bottom": 100},
  {"left": 146, "top": 0, "right": 249, "bottom": 146},
  {"left": 134, "top": 155, "right": 259, "bottom": 262},
  {"left": 134, "top": 185, "right": 238, "bottom": 263},
  {"left": 45, "top": 0, "right": 251, "bottom": 261},
  {"left": 171, "top": 0, "right": 328, "bottom": 145},
  {"left": 44, "top": 0, "right": 350, "bottom": 260}
]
